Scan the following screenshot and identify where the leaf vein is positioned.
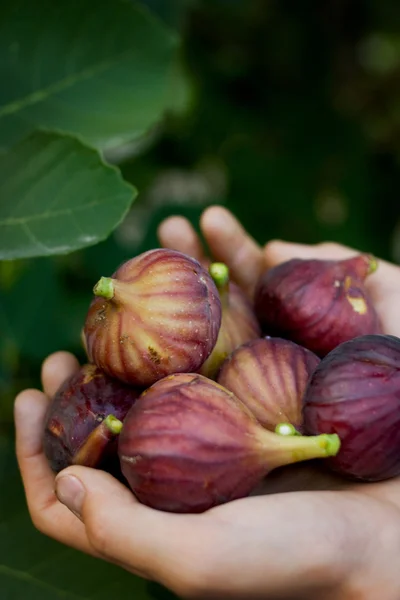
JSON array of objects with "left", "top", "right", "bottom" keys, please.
[
  {"left": 0, "top": 196, "right": 129, "bottom": 227},
  {"left": 0, "top": 48, "right": 134, "bottom": 118},
  {"left": 22, "top": 222, "right": 52, "bottom": 252}
]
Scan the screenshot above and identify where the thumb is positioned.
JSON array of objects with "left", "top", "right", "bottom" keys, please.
[{"left": 54, "top": 466, "right": 183, "bottom": 580}]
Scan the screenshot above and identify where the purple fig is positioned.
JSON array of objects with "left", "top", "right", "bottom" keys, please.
[
  {"left": 83, "top": 248, "right": 222, "bottom": 387},
  {"left": 303, "top": 334, "right": 400, "bottom": 481},
  {"left": 199, "top": 263, "right": 261, "bottom": 379},
  {"left": 254, "top": 254, "right": 382, "bottom": 356},
  {"left": 218, "top": 337, "right": 320, "bottom": 432},
  {"left": 117, "top": 373, "right": 340, "bottom": 513},
  {"left": 43, "top": 364, "right": 141, "bottom": 473}
]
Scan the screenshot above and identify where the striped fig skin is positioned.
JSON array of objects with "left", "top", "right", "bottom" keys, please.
[
  {"left": 200, "top": 281, "right": 261, "bottom": 379},
  {"left": 43, "top": 364, "right": 140, "bottom": 473},
  {"left": 303, "top": 334, "right": 400, "bottom": 481},
  {"left": 118, "top": 373, "right": 341, "bottom": 513},
  {"left": 84, "top": 249, "right": 222, "bottom": 386},
  {"left": 254, "top": 254, "right": 382, "bottom": 357},
  {"left": 118, "top": 373, "right": 269, "bottom": 513},
  {"left": 218, "top": 337, "right": 320, "bottom": 431}
]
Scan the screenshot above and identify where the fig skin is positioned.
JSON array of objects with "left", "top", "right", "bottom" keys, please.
[
  {"left": 303, "top": 334, "right": 400, "bottom": 481},
  {"left": 218, "top": 336, "right": 320, "bottom": 432},
  {"left": 43, "top": 364, "right": 141, "bottom": 473},
  {"left": 84, "top": 248, "right": 222, "bottom": 387},
  {"left": 118, "top": 373, "right": 340, "bottom": 513},
  {"left": 199, "top": 263, "right": 261, "bottom": 379},
  {"left": 254, "top": 254, "right": 382, "bottom": 357}
]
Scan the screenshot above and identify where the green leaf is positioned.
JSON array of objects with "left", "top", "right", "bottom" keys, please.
[
  {"left": 0, "top": 131, "right": 136, "bottom": 260},
  {"left": 0, "top": 0, "right": 178, "bottom": 151}
]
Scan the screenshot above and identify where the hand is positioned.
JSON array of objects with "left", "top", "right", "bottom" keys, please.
[{"left": 15, "top": 206, "right": 400, "bottom": 600}]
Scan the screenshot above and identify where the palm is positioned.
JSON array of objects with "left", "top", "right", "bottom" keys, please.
[
  {"left": 155, "top": 208, "right": 400, "bottom": 597},
  {"left": 158, "top": 208, "right": 400, "bottom": 499},
  {"left": 15, "top": 206, "right": 400, "bottom": 600}
]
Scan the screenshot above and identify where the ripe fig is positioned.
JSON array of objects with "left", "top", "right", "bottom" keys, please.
[
  {"left": 303, "top": 334, "right": 400, "bottom": 481},
  {"left": 117, "top": 373, "right": 340, "bottom": 513},
  {"left": 254, "top": 254, "right": 382, "bottom": 356},
  {"left": 218, "top": 336, "right": 320, "bottom": 432},
  {"left": 43, "top": 364, "right": 141, "bottom": 473},
  {"left": 83, "top": 248, "right": 222, "bottom": 387},
  {"left": 199, "top": 263, "right": 261, "bottom": 379}
]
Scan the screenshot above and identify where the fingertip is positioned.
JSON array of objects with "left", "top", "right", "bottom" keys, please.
[
  {"left": 14, "top": 389, "right": 48, "bottom": 424},
  {"left": 41, "top": 351, "right": 80, "bottom": 398},
  {"left": 42, "top": 351, "right": 80, "bottom": 378},
  {"left": 14, "top": 389, "right": 50, "bottom": 463},
  {"left": 200, "top": 206, "right": 264, "bottom": 295},
  {"left": 263, "top": 239, "right": 292, "bottom": 266},
  {"left": 157, "top": 215, "right": 188, "bottom": 240},
  {"left": 157, "top": 215, "right": 207, "bottom": 264},
  {"left": 55, "top": 465, "right": 139, "bottom": 539},
  {"left": 57, "top": 466, "right": 182, "bottom": 575},
  {"left": 263, "top": 239, "right": 356, "bottom": 267},
  {"left": 199, "top": 204, "right": 232, "bottom": 233},
  {"left": 57, "top": 465, "right": 137, "bottom": 503}
]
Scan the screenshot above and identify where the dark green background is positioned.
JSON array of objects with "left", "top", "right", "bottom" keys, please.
[{"left": 0, "top": 0, "right": 399, "bottom": 597}]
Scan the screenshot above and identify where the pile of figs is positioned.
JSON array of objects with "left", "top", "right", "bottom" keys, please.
[{"left": 43, "top": 244, "right": 400, "bottom": 513}]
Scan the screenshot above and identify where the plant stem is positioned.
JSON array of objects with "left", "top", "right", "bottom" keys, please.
[
  {"left": 72, "top": 415, "right": 123, "bottom": 468},
  {"left": 93, "top": 276, "right": 115, "bottom": 299}
]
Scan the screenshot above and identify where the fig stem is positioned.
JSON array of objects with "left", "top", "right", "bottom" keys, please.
[
  {"left": 257, "top": 429, "right": 341, "bottom": 471},
  {"left": 275, "top": 423, "right": 300, "bottom": 436},
  {"left": 93, "top": 277, "right": 115, "bottom": 300},
  {"left": 209, "top": 263, "right": 229, "bottom": 290},
  {"left": 72, "top": 414, "right": 123, "bottom": 468},
  {"left": 209, "top": 263, "right": 229, "bottom": 307},
  {"left": 367, "top": 254, "right": 378, "bottom": 275},
  {"left": 104, "top": 414, "right": 123, "bottom": 434}
]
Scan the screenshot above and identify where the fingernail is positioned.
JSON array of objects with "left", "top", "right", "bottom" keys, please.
[{"left": 55, "top": 475, "right": 85, "bottom": 518}]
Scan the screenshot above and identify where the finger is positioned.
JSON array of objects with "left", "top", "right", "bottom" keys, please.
[
  {"left": 264, "top": 240, "right": 398, "bottom": 282},
  {"left": 55, "top": 466, "right": 199, "bottom": 583},
  {"left": 264, "top": 240, "right": 357, "bottom": 265},
  {"left": 263, "top": 240, "right": 400, "bottom": 337},
  {"left": 200, "top": 206, "right": 264, "bottom": 296},
  {"left": 360, "top": 477, "right": 400, "bottom": 509},
  {"left": 41, "top": 351, "right": 80, "bottom": 398},
  {"left": 14, "top": 389, "right": 94, "bottom": 556},
  {"left": 157, "top": 216, "right": 208, "bottom": 266}
]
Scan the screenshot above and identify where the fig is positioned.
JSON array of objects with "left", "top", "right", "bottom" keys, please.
[
  {"left": 83, "top": 248, "right": 222, "bottom": 387},
  {"left": 218, "top": 336, "right": 320, "bottom": 432},
  {"left": 303, "top": 334, "right": 400, "bottom": 481},
  {"left": 199, "top": 263, "right": 261, "bottom": 379},
  {"left": 117, "top": 373, "right": 340, "bottom": 513},
  {"left": 43, "top": 364, "right": 141, "bottom": 473},
  {"left": 254, "top": 254, "right": 382, "bottom": 356}
]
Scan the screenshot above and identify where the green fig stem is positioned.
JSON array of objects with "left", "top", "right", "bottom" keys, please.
[
  {"left": 275, "top": 422, "right": 300, "bottom": 436},
  {"left": 367, "top": 254, "right": 378, "bottom": 275},
  {"left": 72, "top": 414, "right": 123, "bottom": 468},
  {"left": 257, "top": 429, "right": 341, "bottom": 472},
  {"left": 93, "top": 276, "right": 115, "bottom": 300},
  {"left": 104, "top": 414, "right": 123, "bottom": 434},
  {"left": 343, "top": 254, "right": 378, "bottom": 281},
  {"left": 209, "top": 262, "right": 229, "bottom": 307},
  {"left": 209, "top": 262, "right": 229, "bottom": 288}
]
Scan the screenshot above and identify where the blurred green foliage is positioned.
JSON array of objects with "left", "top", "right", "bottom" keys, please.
[
  {"left": 3, "top": 0, "right": 400, "bottom": 412},
  {"left": 0, "top": 0, "right": 399, "bottom": 597}
]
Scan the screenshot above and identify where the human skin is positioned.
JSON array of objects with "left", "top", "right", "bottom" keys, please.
[{"left": 14, "top": 206, "right": 400, "bottom": 600}]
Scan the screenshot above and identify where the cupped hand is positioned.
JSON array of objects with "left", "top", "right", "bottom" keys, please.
[{"left": 15, "top": 207, "right": 400, "bottom": 600}]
